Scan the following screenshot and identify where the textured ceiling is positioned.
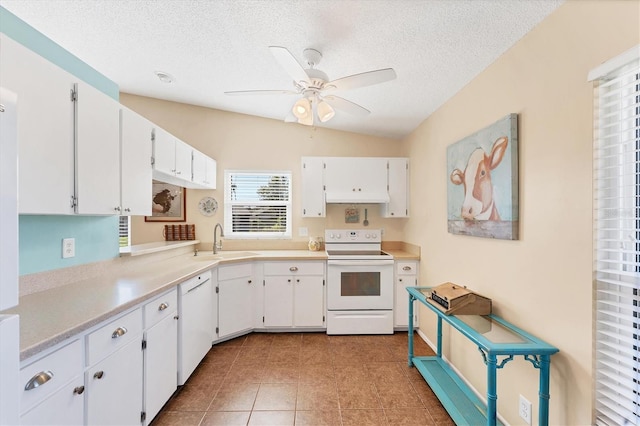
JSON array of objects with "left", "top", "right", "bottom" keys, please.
[{"left": 1, "top": 0, "right": 563, "bottom": 139}]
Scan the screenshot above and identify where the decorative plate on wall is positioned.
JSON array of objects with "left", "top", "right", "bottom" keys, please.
[{"left": 198, "top": 196, "right": 218, "bottom": 216}]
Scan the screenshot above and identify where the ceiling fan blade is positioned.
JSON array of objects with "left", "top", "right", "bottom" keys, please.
[
  {"left": 269, "top": 46, "right": 309, "bottom": 84},
  {"left": 224, "top": 89, "right": 298, "bottom": 96},
  {"left": 326, "top": 68, "right": 397, "bottom": 91},
  {"left": 323, "top": 96, "right": 370, "bottom": 116}
]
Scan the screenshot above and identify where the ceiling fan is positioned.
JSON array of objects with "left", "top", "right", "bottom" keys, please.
[{"left": 225, "top": 46, "right": 397, "bottom": 126}]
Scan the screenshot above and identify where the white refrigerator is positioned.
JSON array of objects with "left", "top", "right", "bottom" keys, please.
[{"left": 0, "top": 86, "right": 21, "bottom": 425}]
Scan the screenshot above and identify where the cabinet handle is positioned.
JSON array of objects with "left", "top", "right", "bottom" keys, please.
[
  {"left": 287, "top": 279, "right": 291, "bottom": 282},
  {"left": 296, "top": 279, "right": 300, "bottom": 283},
  {"left": 176, "top": 171, "right": 181, "bottom": 175},
  {"left": 174, "top": 315, "right": 180, "bottom": 320},
  {"left": 402, "top": 266, "right": 412, "bottom": 271},
  {"left": 158, "top": 302, "right": 169, "bottom": 311},
  {"left": 248, "top": 280, "right": 252, "bottom": 284},
  {"left": 93, "top": 371, "right": 104, "bottom": 380},
  {"left": 399, "top": 278, "right": 403, "bottom": 282},
  {"left": 391, "top": 212, "right": 395, "bottom": 216},
  {"left": 73, "top": 386, "right": 85, "bottom": 395},
  {"left": 124, "top": 207, "right": 131, "bottom": 213},
  {"left": 289, "top": 266, "right": 298, "bottom": 272},
  {"left": 114, "top": 206, "right": 121, "bottom": 212},
  {"left": 111, "top": 327, "right": 127, "bottom": 339},
  {"left": 25, "top": 370, "right": 54, "bottom": 391}
]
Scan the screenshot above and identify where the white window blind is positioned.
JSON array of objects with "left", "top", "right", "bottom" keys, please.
[
  {"left": 593, "top": 50, "right": 640, "bottom": 426},
  {"left": 224, "top": 170, "right": 292, "bottom": 238},
  {"left": 118, "top": 216, "right": 130, "bottom": 247}
]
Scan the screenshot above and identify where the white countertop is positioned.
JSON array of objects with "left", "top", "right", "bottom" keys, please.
[{"left": 6, "top": 248, "right": 417, "bottom": 360}]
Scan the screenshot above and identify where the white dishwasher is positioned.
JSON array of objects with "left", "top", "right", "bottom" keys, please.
[{"left": 178, "top": 270, "right": 213, "bottom": 385}]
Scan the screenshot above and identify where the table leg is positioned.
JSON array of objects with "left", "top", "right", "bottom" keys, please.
[
  {"left": 408, "top": 294, "right": 415, "bottom": 367},
  {"left": 538, "top": 354, "right": 551, "bottom": 426},
  {"left": 487, "top": 353, "right": 497, "bottom": 426}
]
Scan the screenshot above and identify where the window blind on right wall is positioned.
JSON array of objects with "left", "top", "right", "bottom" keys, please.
[{"left": 591, "top": 46, "right": 640, "bottom": 426}]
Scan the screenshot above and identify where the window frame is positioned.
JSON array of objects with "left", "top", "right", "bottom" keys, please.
[{"left": 223, "top": 169, "right": 292, "bottom": 239}]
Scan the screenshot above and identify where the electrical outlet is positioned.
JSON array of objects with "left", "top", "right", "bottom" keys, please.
[
  {"left": 62, "top": 238, "right": 75, "bottom": 259},
  {"left": 519, "top": 394, "right": 532, "bottom": 425}
]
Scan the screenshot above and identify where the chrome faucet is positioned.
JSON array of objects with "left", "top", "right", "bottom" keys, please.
[{"left": 213, "top": 223, "right": 224, "bottom": 254}]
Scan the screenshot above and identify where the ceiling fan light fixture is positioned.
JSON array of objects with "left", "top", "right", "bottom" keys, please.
[
  {"left": 292, "top": 98, "right": 311, "bottom": 119},
  {"left": 317, "top": 100, "right": 335, "bottom": 122},
  {"left": 298, "top": 114, "right": 314, "bottom": 126}
]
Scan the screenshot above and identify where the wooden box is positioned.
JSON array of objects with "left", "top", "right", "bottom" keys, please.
[{"left": 426, "top": 282, "right": 492, "bottom": 315}]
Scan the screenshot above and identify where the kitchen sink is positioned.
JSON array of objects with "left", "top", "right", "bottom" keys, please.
[{"left": 193, "top": 251, "right": 257, "bottom": 261}]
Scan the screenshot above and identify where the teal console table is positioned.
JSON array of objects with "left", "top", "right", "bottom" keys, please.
[{"left": 407, "top": 287, "right": 559, "bottom": 426}]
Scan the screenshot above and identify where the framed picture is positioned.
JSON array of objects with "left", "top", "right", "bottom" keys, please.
[
  {"left": 447, "top": 113, "right": 519, "bottom": 240},
  {"left": 145, "top": 183, "right": 186, "bottom": 222}
]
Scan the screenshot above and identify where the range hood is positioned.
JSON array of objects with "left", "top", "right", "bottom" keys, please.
[{"left": 324, "top": 190, "right": 390, "bottom": 204}]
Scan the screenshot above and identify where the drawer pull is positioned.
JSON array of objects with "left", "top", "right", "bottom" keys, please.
[
  {"left": 174, "top": 315, "right": 180, "bottom": 320},
  {"left": 93, "top": 371, "right": 104, "bottom": 380},
  {"left": 25, "top": 370, "right": 54, "bottom": 391},
  {"left": 158, "top": 302, "right": 169, "bottom": 311},
  {"left": 402, "top": 266, "right": 412, "bottom": 271},
  {"left": 289, "top": 266, "right": 298, "bottom": 272},
  {"left": 73, "top": 386, "right": 85, "bottom": 395},
  {"left": 111, "top": 327, "right": 127, "bottom": 339}
]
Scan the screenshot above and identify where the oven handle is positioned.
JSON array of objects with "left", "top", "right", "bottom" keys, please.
[{"left": 327, "top": 260, "right": 394, "bottom": 267}]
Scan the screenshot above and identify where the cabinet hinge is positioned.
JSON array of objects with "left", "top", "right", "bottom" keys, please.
[
  {"left": 303, "top": 209, "right": 306, "bottom": 215},
  {"left": 263, "top": 280, "right": 265, "bottom": 286},
  {"left": 215, "top": 326, "right": 219, "bottom": 335},
  {"left": 323, "top": 279, "right": 325, "bottom": 286},
  {"left": 406, "top": 209, "right": 408, "bottom": 216},
  {"left": 387, "top": 162, "right": 389, "bottom": 169},
  {"left": 216, "top": 286, "right": 219, "bottom": 294},
  {"left": 150, "top": 156, "right": 155, "bottom": 166},
  {"left": 70, "top": 195, "right": 77, "bottom": 209},
  {"left": 323, "top": 185, "right": 326, "bottom": 190},
  {"left": 141, "top": 411, "right": 146, "bottom": 423},
  {"left": 70, "top": 89, "right": 77, "bottom": 102},
  {"left": 141, "top": 340, "right": 147, "bottom": 350},
  {"left": 323, "top": 315, "right": 325, "bottom": 322},
  {"left": 303, "top": 163, "right": 306, "bottom": 169},
  {"left": 262, "top": 316, "right": 265, "bottom": 323},
  {"left": 323, "top": 163, "right": 326, "bottom": 169}
]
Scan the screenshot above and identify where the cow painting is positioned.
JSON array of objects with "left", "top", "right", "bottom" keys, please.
[
  {"left": 447, "top": 114, "right": 518, "bottom": 240},
  {"left": 450, "top": 136, "right": 508, "bottom": 221}
]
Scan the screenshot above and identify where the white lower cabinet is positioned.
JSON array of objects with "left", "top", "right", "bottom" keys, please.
[
  {"left": 263, "top": 261, "right": 325, "bottom": 328},
  {"left": 19, "top": 340, "right": 84, "bottom": 425},
  {"left": 217, "top": 263, "right": 254, "bottom": 339},
  {"left": 143, "top": 289, "right": 178, "bottom": 424},
  {"left": 85, "top": 309, "right": 143, "bottom": 426},
  {"left": 394, "top": 260, "right": 419, "bottom": 328}
]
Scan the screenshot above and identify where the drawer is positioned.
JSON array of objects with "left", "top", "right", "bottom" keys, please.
[
  {"left": 20, "top": 339, "right": 83, "bottom": 414},
  {"left": 144, "top": 288, "right": 178, "bottom": 329},
  {"left": 263, "top": 261, "right": 324, "bottom": 276},
  {"left": 86, "top": 308, "right": 142, "bottom": 366},
  {"left": 218, "top": 263, "right": 252, "bottom": 281},
  {"left": 396, "top": 261, "right": 418, "bottom": 275}
]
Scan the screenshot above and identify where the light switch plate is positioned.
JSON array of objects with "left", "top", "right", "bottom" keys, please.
[{"left": 62, "top": 238, "right": 75, "bottom": 258}]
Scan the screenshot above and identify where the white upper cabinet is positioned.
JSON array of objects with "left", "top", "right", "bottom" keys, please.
[
  {"left": 301, "top": 157, "right": 325, "bottom": 217},
  {"left": 324, "top": 157, "right": 389, "bottom": 203},
  {"left": 0, "top": 34, "right": 76, "bottom": 214},
  {"left": 192, "top": 149, "right": 217, "bottom": 189},
  {"left": 382, "top": 158, "right": 410, "bottom": 218},
  {"left": 151, "top": 127, "right": 176, "bottom": 177},
  {"left": 74, "top": 82, "right": 121, "bottom": 215},
  {"left": 120, "top": 107, "right": 153, "bottom": 216}
]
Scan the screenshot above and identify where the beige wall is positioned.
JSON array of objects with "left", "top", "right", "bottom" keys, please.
[
  {"left": 404, "top": 1, "right": 639, "bottom": 425},
  {"left": 119, "top": 94, "right": 407, "bottom": 247}
]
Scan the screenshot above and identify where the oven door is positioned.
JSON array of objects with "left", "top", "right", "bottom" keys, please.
[{"left": 327, "top": 260, "right": 394, "bottom": 310}]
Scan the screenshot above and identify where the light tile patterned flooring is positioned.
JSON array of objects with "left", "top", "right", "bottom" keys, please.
[{"left": 151, "top": 332, "right": 454, "bottom": 426}]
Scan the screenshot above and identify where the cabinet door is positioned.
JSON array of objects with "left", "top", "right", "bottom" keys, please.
[
  {"left": 144, "top": 312, "right": 178, "bottom": 423},
  {"left": 264, "top": 276, "right": 293, "bottom": 327},
  {"left": 383, "top": 158, "right": 409, "bottom": 218},
  {"left": 20, "top": 378, "right": 84, "bottom": 426},
  {"left": 294, "top": 276, "right": 325, "bottom": 327},
  {"left": 301, "top": 157, "right": 325, "bottom": 217},
  {"left": 192, "top": 149, "right": 207, "bottom": 186},
  {"left": 179, "top": 278, "right": 213, "bottom": 385},
  {"left": 174, "top": 139, "right": 193, "bottom": 180},
  {"left": 86, "top": 339, "right": 143, "bottom": 426},
  {"left": 75, "top": 81, "right": 121, "bottom": 215},
  {"left": 153, "top": 127, "right": 176, "bottom": 176},
  {"left": 0, "top": 35, "right": 75, "bottom": 214},
  {"left": 324, "top": 157, "right": 387, "bottom": 196},
  {"left": 218, "top": 277, "right": 253, "bottom": 338},
  {"left": 204, "top": 156, "right": 217, "bottom": 189},
  {"left": 120, "top": 107, "right": 152, "bottom": 215}
]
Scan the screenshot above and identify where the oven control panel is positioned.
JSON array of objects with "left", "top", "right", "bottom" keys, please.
[{"left": 325, "top": 229, "right": 381, "bottom": 243}]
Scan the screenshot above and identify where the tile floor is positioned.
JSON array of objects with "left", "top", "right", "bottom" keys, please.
[{"left": 151, "top": 332, "right": 455, "bottom": 426}]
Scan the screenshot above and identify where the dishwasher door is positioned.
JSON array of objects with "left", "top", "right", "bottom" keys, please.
[{"left": 178, "top": 271, "right": 213, "bottom": 385}]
